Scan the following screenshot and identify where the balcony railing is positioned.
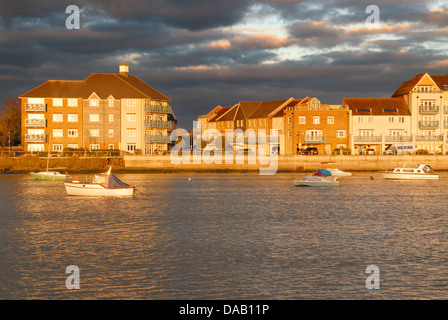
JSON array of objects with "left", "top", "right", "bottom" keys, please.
[
  {"left": 145, "top": 120, "right": 175, "bottom": 129},
  {"left": 304, "top": 135, "right": 326, "bottom": 144},
  {"left": 25, "top": 134, "right": 47, "bottom": 143},
  {"left": 145, "top": 134, "right": 171, "bottom": 144},
  {"left": 354, "top": 136, "right": 382, "bottom": 143},
  {"left": 415, "top": 135, "right": 443, "bottom": 142},
  {"left": 419, "top": 120, "right": 439, "bottom": 129},
  {"left": 25, "top": 119, "right": 47, "bottom": 128},
  {"left": 419, "top": 105, "right": 439, "bottom": 114},
  {"left": 385, "top": 136, "right": 413, "bottom": 143},
  {"left": 144, "top": 102, "right": 172, "bottom": 114},
  {"left": 25, "top": 104, "right": 47, "bottom": 112}
]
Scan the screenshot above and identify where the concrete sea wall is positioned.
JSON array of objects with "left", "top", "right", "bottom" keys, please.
[{"left": 124, "top": 155, "right": 448, "bottom": 172}]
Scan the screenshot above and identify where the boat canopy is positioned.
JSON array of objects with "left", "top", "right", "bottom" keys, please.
[
  {"left": 93, "top": 173, "right": 130, "bottom": 189},
  {"left": 315, "top": 169, "right": 332, "bottom": 177}
]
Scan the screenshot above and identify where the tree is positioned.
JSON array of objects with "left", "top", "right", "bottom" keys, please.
[{"left": 0, "top": 97, "right": 21, "bottom": 147}]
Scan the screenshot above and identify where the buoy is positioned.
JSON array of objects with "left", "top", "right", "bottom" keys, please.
[{"left": 370, "top": 176, "right": 374, "bottom": 180}]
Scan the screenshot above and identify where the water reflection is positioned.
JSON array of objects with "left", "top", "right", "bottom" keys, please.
[{"left": 0, "top": 172, "right": 448, "bottom": 299}]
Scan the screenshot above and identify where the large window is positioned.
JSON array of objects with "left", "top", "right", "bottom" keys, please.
[
  {"left": 53, "top": 98, "right": 63, "bottom": 107},
  {"left": 127, "top": 114, "right": 137, "bottom": 123},
  {"left": 90, "top": 114, "right": 100, "bottom": 122},
  {"left": 68, "top": 114, "right": 78, "bottom": 122},
  {"left": 127, "top": 129, "right": 137, "bottom": 137},
  {"left": 53, "top": 129, "right": 63, "bottom": 137},
  {"left": 89, "top": 129, "right": 100, "bottom": 137},
  {"left": 53, "top": 114, "right": 63, "bottom": 122},
  {"left": 89, "top": 99, "right": 99, "bottom": 107},
  {"left": 68, "top": 99, "right": 78, "bottom": 107},
  {"left": 68, "top": 129, "right": 78, "bottom": 137}
]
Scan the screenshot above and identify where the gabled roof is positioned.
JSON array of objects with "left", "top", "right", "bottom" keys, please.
[
  {"left": 342, "top": 98, "right": 411, "bottom": 115},
  {"left": 20, "top": 72, "right": 170, "bottom": 101},
  {"left": 216, "top": 104, "right": 238, "bottom": 121},
  {"left": 430, "top": 74, "right": 448, "bottom": 91},
  {"left": 248, "top": 99, "right": 289, "bottom": 119},
  {"left": 392, "top": 73, "right": 430, "bottom": 97},
  {"left": 208, "top": 106, "right": 232, "bottom": 122}
]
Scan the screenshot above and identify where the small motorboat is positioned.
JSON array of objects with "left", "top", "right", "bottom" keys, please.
[
  {"left": 325, "top": 168, "right": 352, "bottom": 177},
  {"left": 293, "top": 170, "right": 340, "bottom": 187},
  {"left": 30, "top": 171, "right": 69, "bottom": 181},
  {"left": 64, "top": 168, "right": 136, "bottom": 196},
  {"left": 381, "top": 164, "right": 439, "bottom": 180}
]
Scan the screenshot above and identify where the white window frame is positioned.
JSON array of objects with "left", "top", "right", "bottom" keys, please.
[
  {"left": 127, "top": 114, "right": 137, "bottom": 123},
  {"left": 299, "top": 116, "right": 306, "bottom": 124},
  {"left": 53, "top": 114, "right": 63, "bottom": 122},
  {"left": 90, "top": 144, "right": 100, "bottom": 151},
  {"left": 53, "top": 98, "right": 63, "bottom": 107},
  {"left": 68, "top": 129, "right": 78, "bottom": 137},
  {"left": 52, "top": 144, "right": 63, "bottom": 152},
  {"left": 127, "top": 129, "right": 137, "bottom": 138},
  {"left": 89, "top": 129, "right": 100, "bottom": 137},
  {"left": 68, "top": 114, "right": 78, "bottom": 122},
  {"left": 53, "top": 129, "right": 63, "bottom": 137},
  {"left": 89, "top": 99, "right": 99, "bottom": 107},
  {"left": 90, "top": 114, "right": 100, "bottom": 122},
  {"left": 337, "top": 130, "right": 347, "bottom": 138},
  {"left": 313, "top": 116, "right": 320, "bottom": 125},
  {"left": 68, "top": 99, "right": 78, "bottom": 107},
  {"left": 327, "top": 116, "right": 334, "bottom": 124}
]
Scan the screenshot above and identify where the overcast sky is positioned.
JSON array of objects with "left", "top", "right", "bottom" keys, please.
[{"left": 1, "top": 0, "right": 448, "bottom": 128}]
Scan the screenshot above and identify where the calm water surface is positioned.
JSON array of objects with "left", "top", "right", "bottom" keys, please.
[{"left": 1, "top": 171, "right": 448, "bottom": 299}]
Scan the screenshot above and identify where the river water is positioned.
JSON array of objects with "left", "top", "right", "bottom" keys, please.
[{"left": 1, "top": 171, "right": 448, "bottom": 299}]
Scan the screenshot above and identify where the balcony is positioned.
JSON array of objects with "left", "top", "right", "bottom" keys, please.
[
  {"left": 354, "top": 136, "right": 382, "bottom": 143},
  {"left": 144, "top": 102, "right": 172, "bottom": 114},
  {"left": 304, "top": 135, "right": 326, "bottom": 144},
  {"left": 415, "top": 135, "right": 443, "bottom": 142},
  {"left": 25, "top": 104, "right": 47, "bottom": 112},
  {"left": 145, "top": 134, "right": 171, "bottom": 144},
  {"left": 145, "top": 120, "right": 175, "bottom": 129},
  {"left": 25, "top": 134, "right": 47, "bottom": 143},
  {"left": 419, "top": 120, "right": 439, "bottom": 129},
  {"left": 419, "top": 105, "right": 439, "bottom": 114},
  {"left": 385, "top": 136, "right": 413, "bottom": 143},
  {"left": 25, "top": 119, "right": 47, "bottom": 128}
]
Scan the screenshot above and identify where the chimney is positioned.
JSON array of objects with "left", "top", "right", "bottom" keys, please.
[{"left": 119, "top": 62, "right": 129, "bottom": 77}]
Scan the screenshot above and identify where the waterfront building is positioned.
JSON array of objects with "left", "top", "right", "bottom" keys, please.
[
  {"left": 283, "top": 97, "right": 352, "bottom": 155},
  {"left": 342, "top": 98, "right": 411, "bottom": 155},
  {"left": 20, "top": 63, "right": 176, "bottom": 154},
  {"left": 392, "top": 72, "right": 448, "bottom": 154}
]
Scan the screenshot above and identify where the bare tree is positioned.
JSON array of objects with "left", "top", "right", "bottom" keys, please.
[{"left": 0, "top": 97, "right": 21, "bottom": 147}]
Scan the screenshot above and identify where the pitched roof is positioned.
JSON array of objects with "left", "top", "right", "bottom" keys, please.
[
  {"left": 20, "top": 72, "right": 170, "bottom": 101},
  {"left": 216, "top": 104, "right": 238, "bottom": 121},
  {"left": 248, "top": 99, "right": 289, "bottom": 119},
  {"left": 430, "top": 74, "right": 448, "bottom": 91},
  {"left": 208, "top": 106, "right": 232, "bottom": 122},
  {"left": 342, "top": 98, "right": 411, "bottom": 115},
  {"left": 392, "top": 73, "right": 426, "bottom": 97}
]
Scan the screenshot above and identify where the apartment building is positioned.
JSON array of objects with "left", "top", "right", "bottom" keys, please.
[
  {"left": 392, "top": 72, "right": 448, "bottom": 154},
  {"left": 342, "top": 98, "right": 411, "bottom": 155},
  {"left": 20, "top": 63, "right": 176, "bottom": 154},
  {"left": 283, "top": 97, "right": 351, "bottom": 155}
]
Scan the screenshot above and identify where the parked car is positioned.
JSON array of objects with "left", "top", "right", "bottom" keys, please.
[
  {"left": 415, "top": 149, "right": 429, "bottom": 155},
  {"left": 297, "top": 147, "right": 318, "bottom": 155},
  {"left": 363, "top": 148, "right": 375, "bottom": 155}
]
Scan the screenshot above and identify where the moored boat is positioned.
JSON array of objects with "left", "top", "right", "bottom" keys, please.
[
  {"left": 293, "top": 170, "right": 340, "bottom": 187},
  {"left": 64, "top": 168, "right": 136, "bottom": 196},
  {"left": 30, "top": 171, "right": 69, "bottom": 181},
  {"left": 325, "top": 168, "right": 352, "bottom": 177},
  {"left": 382, "top": 164, "right": 439, "bottom": 180}
]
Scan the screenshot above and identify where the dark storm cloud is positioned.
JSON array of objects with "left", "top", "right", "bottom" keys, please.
[{"left": 0, "top": 0, "right": 448, "bottom": 128}]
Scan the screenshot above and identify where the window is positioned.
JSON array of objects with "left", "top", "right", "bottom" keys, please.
[
  {"left": 109, "top": 144, "right": 115, "bottom": 150},
  {"left": 108, "top": 99, "right": 114, "bottom": 107},
  {"left": 53, "top": 114, "right": 63, "bottom": 122},
  {"left": 68, "top": 144, "right": 78, "bottom": 149},
  {"left": 90, "top": 114, "right": 99, "bottom": 122},
  {"left": 288, "top": 116, "right": 292, "bottom": 124},
  {"left": 127, "top": 114, "right": 137, "bottom": 123},
  {"left": 68, "top": 129, "right": 78, "bottom": 137},
  {"left": 337, "top": 130, "right": 347, "bottom": 138},
  {"left": 53, "top": 98, "right": 63, "bottom": 106},
  {"left": 53, "top": 129, "right": 63, "bottom": 137},
  {"left": 368, "top": 117, "right": 374, "bottom": 122},
  {"left": 53, "top": 144, "right": 63, "bottom": 152},
  {"left": 389, "top": 117, "right": 394, "bottom": 123},
  {"left": 108, "top": 129, "right": 114, "bottom": 137},
  {"left": 90, "top": 144, "right": 100, "bottom": 151},
  {"left": 68, "top": 114, "right": 78, "bottom": 122},
  {"left": 358, "top": 117, "right": 363, "bottom": 123},
  {"left": 68, "top": 99, "right": 78, "bottom": 107},
  {"left": 313, "top": 116, "right": 320, "bottom": 124},
  {"left": 288, "top": 130, "right": 292, "bottom": 138},
  {"left": 127, "top": 99, "right": 136, "bottom": 107},
  {"left": 399, "top": 117, "right": 405, "bottom": 123},
  {"left": 89, "top": 99, "right": 99, "bottom": 106},
  {"left": 299, "top": 116, "right": 306, "bottom": 124},
  {"left": 127, "top": 144, "right": 137, "bottom": 152},
  {"left": 127, "top": 129, "right": 137, "bottom": 137},
  {"left": 109, "top": 114, "right": 114, "bottom": 122},
  {"left": 327, "top": 116, "right": 334, "bottom": 124},
  {"left": 89, "top": 129, "right": 100, "bottom": 137}
]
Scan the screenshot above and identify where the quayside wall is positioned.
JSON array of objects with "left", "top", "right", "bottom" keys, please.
[{"left": 123, "top": 155, "right": 448, "bottom": 172}]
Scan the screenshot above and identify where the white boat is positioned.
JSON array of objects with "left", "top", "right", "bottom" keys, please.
[
  {"left": 382, "top": 164, "right": 439, "bottom": 180},
  {"left": 325, "top": 168, "right": 352, "bottom": 177},
  {"left": 293, "top": 175, "right": 340, "bottom": 187},
  {"left": 30, "top": 171, "right": 69, "bottom": 181},
  {"left": 64, "top": 168, "right": 136, "bottom": 196}
]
